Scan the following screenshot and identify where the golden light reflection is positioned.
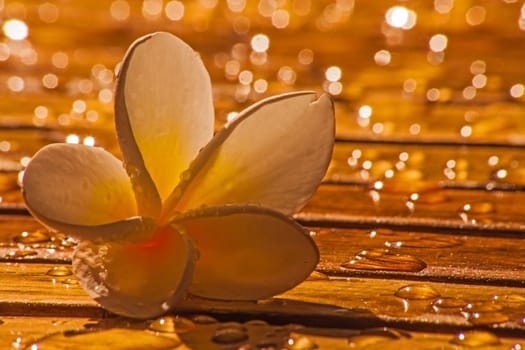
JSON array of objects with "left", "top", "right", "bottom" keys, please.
[
  {"left": 165, "top": 1, "right": 184, "bottom": 21},
  {"left": 38, "top": 3, "right": 60, "bottom": 23},
  {"left": 325, "top": 66, "right": 342, "bottom": 82},
  {"left": 3, "top": 19, "right": 28, "bottom": 40},
  {"left": 510, "top": 84, "right": 524, "bottom": 98},
  {"left": 7, "top": 76, "right": 24, "bottom": 92},
  {"left": 65, "top": 134, "right": 80, "bottom": 144},
  {"left": 385, "top": 6, "right": 416, "bottom": 30},
  {"left": 374, "top": 50, "right": 391, "bottom": 66},
  {"left": 250, "top": 34, "right": 270, "bottom": 53},
  {"left": 429, "top": 34, "right": 448, "bottom": 52}
]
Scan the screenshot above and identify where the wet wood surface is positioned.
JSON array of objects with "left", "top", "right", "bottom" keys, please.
[{"left": 2, "top": 0, "right": 525, "bottom": 349}]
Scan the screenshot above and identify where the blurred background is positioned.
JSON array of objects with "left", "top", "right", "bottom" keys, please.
[{"left": 2, "top": 0, "right": 525, "bottom": 202}]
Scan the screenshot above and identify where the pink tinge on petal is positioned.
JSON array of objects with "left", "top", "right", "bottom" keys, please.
[{"left": 73, "top": 224, "right": 196, "bottom": 318}]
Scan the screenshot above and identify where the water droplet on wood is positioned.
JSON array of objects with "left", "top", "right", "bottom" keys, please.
[
  {"left": 450, "top": 331, "right": 501, "bottom": 347},
  {"left": 46, "top": 266, "right": 72, "bottom": 276},
  {"left": 61, "top": 278, "right": 79, "bottom": 286},
  {"left": 14, "top": 230, "right": 51, "bottom": 244},
  {"left": 411, "top": 189, "right": 449, "bottom": 204},
  {"left": 462, "top": 301, "right": 502, "bottom": 313},
  {"left": 493, "top": 294, "right": 525, "bottom": 304},
  {"left": 191, "top": 315, "right": 218, "bottom": 324},
  {"left": 461, "top": 201, "right": 495, "bottom": 214},
  {"left": 385, "top": 236, "right": 463, "bottom": 249},
  {"left": 285, "top": 333, "right": 317, "bottom": 350},
  {"left": 149, "top": 316, "right": 195, "bottom": 333},
  {"left": 211, "top": 323, "right": 248, "bottom": 344},
  {"left": 465, "top": 311, "right": 509, "bottom": 325},
  {"left": 395, "top": 284, "right": 440, "bottom": 300},
  {"left": 432, "top": 297, "right": 466, "bottom": 312},
  {"left": 29, "top": 327, "right": 181, "bottom": 348},
  {"left": 7, "top": 249, "right": 37, "bottom": 258},
  {"left": 341, "top": 249, "right": 427, "bottom": 272},
  {"left": 348, "top": 327, "right": 411, "bottom": 347}
]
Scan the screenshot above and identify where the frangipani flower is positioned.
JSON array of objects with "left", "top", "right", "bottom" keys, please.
[{"left": 22, "top": 32, "right": 334, "bottom": 319}]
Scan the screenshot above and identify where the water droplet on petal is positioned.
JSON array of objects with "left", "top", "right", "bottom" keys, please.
[
  {"left": 211, "top": 323, "right": 248, "bottom": 344},
  {"left": 450, "top": 331, "right": 501, "bottom": 347},
  {"left": 46, "top": 266, "right": 73, "bottom": 277},
  {"left": 149, "top": 316, "right": 195, "bottom": 333},
  {"left": 395, "top": 284, "right": 440, "bottom": 300}
]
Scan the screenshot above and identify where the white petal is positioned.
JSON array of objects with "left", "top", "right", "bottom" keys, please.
[
  {"left": 115, "top": 32, "right": 214, "bottom": 212},
  {"left": 73, "top": 225, "right": 196, "bottom": 319},
  {"left": 173, "top": 205, "right": 319, "bottom": 300},
  {"left": 163, "top": 92, "right": 334, "bottom": 221},
  {"left": 23, "top": 144, "right": 138, "bottom": 235}
]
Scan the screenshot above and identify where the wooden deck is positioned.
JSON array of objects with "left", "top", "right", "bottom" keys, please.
[{"left": 1, "top": 1, "right": 525, "bottom": 348}]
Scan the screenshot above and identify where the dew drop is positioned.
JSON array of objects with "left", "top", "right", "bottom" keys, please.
[
  {"left": 462, "top": 301, "right": 502, "bottom": 313},
  {"left": 149, "top": 316, "right": 195, "bottom": 333},
  {"left": 461, "top": 201, "right": 495, "bottom": 215},
  {"left": 179, "top": 170, "right": 192, "bottom": 181},
  {"left": 211, "top": 323, "right": 248, "bottom": 344},
  {"left": 465, "top": 311, "right": 509, "bottom": 325},
  {"left": 14, "top": 230, "right": 51, "bottom": 244},
  {"left": 385, "top": 236, "right": 463, "bottom": 249},
  {"left": 348, "top": 327, "right": 411, "bottom": 347},
  {"left": 46, "top": 266, "right": 73, "bottom": 277},
  {"left": 432, "top": 297, "right": 466, "bottom": 312},
  {"left": 61, "top": 278, "right": 79, "bottom": 286},
  {"left": 410, "top": 190, "right": 449, "bottom": 204},
  {"left": 285, "top": 333, "right": 317, "bottom": 350},
  {"left": 341, "top": 249, "right": 427, "bottom": 272},
  {"left": 191, "top": 314, "right": 218, "bottom": 324},
  {"left": 7, "top": 249, "right": 37, "bottom": 258},
  {"left": 450, "top": 331, "right": 501, "bottom": 347},
  {"left": 395, "top": 284, "right": 440, "bottom": 300},
  {"left": 493, "top": 294, "right": 525, "bottom": 304},
  {"left": 243, "top": 320, "right": 268, "bottom": 327}
]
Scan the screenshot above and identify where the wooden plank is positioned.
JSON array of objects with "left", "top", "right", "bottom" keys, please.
[
  {"left": 1, "top": 217, "right": 525, "bottom": 286},
  {"left": 311, "top": 227, "right": 525, "bottom": 286},
  {"left": 1, "top": 316, "right": 523, "bottom": 350},
  {"left": 2, "top": 262, "right": 525, "bottom": 335},
  {"left": 298, "top": 184, "right": 525, "bottom": 234},
  {"left": 4, "top": 183, "right": 525, "bottom": 235},
  {"left": 327, "top": 141, "right": 525, "bottom": 189}
]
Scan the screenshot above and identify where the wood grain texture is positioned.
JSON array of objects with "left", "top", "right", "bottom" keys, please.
[{"left": 298, "top": 184, "right": 525, "bottom": 234}]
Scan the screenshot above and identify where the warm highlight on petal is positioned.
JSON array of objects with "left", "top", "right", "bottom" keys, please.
[
  {"left": 73, "top": 224, "right": 195, "bottom": 318},
  {"left": 164, "top": 92, "right": 334, "bottom": 220},
  {"left": 173, "top": 205, "right": 319, "bottom": 300},
  {"left": 23, "top": 144, "right": 137, "bottom": 229},
  {"left": 115, "top": 32, "right": 214, "bottom": 209}
]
